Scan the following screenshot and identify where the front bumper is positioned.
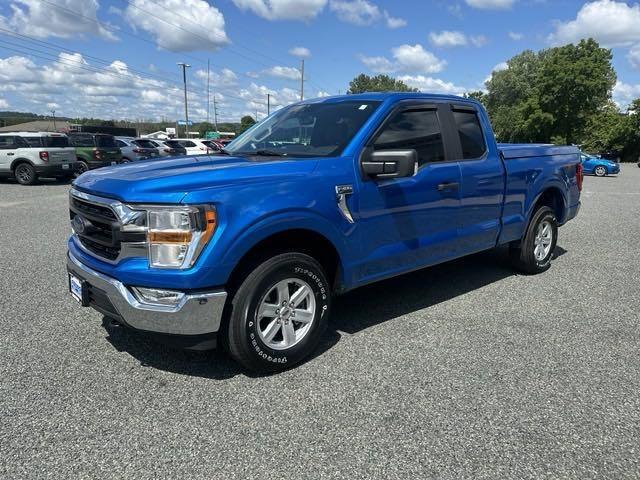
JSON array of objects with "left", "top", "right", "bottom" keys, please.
[{"left": 67, "top": 250, "right": 227, "bottom": 336}]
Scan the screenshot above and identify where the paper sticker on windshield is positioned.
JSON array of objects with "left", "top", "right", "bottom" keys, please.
[{"left": 359, "top": 104, "right": 368, "bottom": 110}]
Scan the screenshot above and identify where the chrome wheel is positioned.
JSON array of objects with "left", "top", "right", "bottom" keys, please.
[
  {"left": 533, "top": 220, "right": 553, "bottom": 261},
  {"left": 595, "top": 166, "right": 606, "bottom": 177},
  {"left": 255, "top": 278, "right": 316, "bottom": 351}
]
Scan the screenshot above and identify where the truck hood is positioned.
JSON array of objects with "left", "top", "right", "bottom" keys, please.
[{"left": 73, "top": 154, "right": 319, "bottom": 203}]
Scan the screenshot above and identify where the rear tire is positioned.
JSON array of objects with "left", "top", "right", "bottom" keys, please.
[
  {"left": 14, "top": 163, "right": 37, "bottom": 185},
  {"left": 510, "top": 206, "right": 558, "bottom": 274},
  {"left": 224, "top": 253, "right": 331, "bottom": 373}
]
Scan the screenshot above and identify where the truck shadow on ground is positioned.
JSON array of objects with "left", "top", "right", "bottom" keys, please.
[{"left": 101, "top": 245, "right": 567, "bottom": 379}]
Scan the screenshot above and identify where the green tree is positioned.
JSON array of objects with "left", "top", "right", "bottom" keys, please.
[
  {"left": 485, "top": 39, "right": 616, "bottom": 144},
  {"left": 347, "top": 74, "right": 418, "bottom": 94},
  {"left": 239, "top": 115, "right": 256, "bottom": 133},
  {"left": 464, "top": 90, "right": 487, "bottom": 106}
]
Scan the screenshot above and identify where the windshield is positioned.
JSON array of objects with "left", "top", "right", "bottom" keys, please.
[{"left": 225, "top": 100, "right": 381, "bottom": 158}]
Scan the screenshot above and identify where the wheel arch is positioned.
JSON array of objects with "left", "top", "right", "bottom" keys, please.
[
  {"left": 225, "top": 227, "right": 344, "bottom": 296},
  {"left": 531, "top": 186, "right": 567, "bottom": 224},
  {"left": 10, "top": 158, "right": 35, "bottom": 171}
]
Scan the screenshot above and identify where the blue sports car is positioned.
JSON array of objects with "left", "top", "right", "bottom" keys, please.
[{"left": 580, "top": 153, "right": 620, "bottom": 177}]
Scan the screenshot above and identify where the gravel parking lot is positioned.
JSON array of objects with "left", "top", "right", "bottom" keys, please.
[{"left": 1, "top": 165, "right": 639, "bottom": 479}]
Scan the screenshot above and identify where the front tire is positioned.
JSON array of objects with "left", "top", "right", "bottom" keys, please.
[
  {"left": 510, "top": 206, "right": 558, "bottom": 274},
  {"left": 225, "top": 253, "right": 331, "bottom": 373},
  {"left": 594, "top": 165, "right": 607, "bottom": 177},
  {"left": 75, "top": 161, "right": 89, "bottom": 177},
  {"left": 14, "top": 163, "right": 37, "bottom": 185}
]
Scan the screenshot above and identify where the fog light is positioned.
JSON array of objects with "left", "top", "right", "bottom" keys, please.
[{"left": 132, "top": 287, "right": 185, "bottom": 306}]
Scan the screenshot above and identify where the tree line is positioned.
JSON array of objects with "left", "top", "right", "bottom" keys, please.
[{"left": 348, "top": 39, "right": 640, "bottom": 162}]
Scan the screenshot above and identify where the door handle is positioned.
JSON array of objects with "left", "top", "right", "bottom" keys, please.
[
  {"left": 7, "top": 153, "right": 15, "bottom": 156},
  {"left": 437, "top": 182, "right": 459, "bottom": 191}
]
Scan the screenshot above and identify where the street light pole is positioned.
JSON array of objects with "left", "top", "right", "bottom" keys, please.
[{"left": 177, "top": 62, "right": 191, "bottom": 136}]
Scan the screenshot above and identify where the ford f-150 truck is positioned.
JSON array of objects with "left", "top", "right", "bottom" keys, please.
[{"left": 66, "top": 93, "right": 582, "bottom": 372}]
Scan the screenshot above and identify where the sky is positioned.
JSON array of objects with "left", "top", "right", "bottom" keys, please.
[{"left": 0, "top": 0, "right": 639, "bottom": 123}]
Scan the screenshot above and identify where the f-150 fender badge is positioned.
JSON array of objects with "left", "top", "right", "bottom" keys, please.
[{"left": 335, "top": 185, "right": 354, "bottom": 223}]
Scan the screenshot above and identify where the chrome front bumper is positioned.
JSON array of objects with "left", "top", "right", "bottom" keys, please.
[{"left": 67, "top": 251, "right": 227, "bottom": 336}]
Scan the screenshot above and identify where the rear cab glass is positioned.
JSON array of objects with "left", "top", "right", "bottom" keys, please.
[
  {"left": 70, "top": 135, "right": 95, "bottom": 147},
  {"left": 452, "top": 108, "right": 486, "bottom": 159}
]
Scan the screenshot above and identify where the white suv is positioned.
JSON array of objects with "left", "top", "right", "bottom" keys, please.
[{"left": 0, "top": 132, "right": 78, "bottom": 185}]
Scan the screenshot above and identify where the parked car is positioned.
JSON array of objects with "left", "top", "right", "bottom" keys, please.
[
  {"left": 67, "top": 93, "right": 582, "bottom": 372},
  {"left": 0, "top": 132, "right": 77, "bottom": 185},
  {"left": 139, "top": 138, "right": 178, "bottom": 157},
  {"left": 69, "top": 133, "right": 122, "bottom": 175},
  {"left": 174, "top": 138, "right": 216, "bottom": 155},
  {"left": 161, "top": 140, "right": 187, "bottom": 156},
  {"left": 580, "top": 152, "right": 620, "bottom": 176},
  {"left": 115, "top": 137, "right": 159, "bottom": 162}
]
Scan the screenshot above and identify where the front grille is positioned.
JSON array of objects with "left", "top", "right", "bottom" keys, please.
[{"left": 70, "top": 195, "right": 122, "bottom": 261}]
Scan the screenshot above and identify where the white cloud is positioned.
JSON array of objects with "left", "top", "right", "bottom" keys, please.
[
  {"left": 231, "top": 0, "right": 327, "bottom": 21},
  {"left": 360, "top": 44, "right": 446, "bottom": 74},
  {"left": 125, "top": 0, "right": 228, "bottom": 51},
  {"left": 0, "top": 0, "right": 117, "bottom": 40},
  {"left": 289, "top": 46, "right": 311, "bottom": 58},
  {"left": 238, "top": 82, "right": 301, "bottom": 117},
  {"left": 397, "top": 75, "right": 467, "bottom": 96},
  {"left": 195, "top": 68, "right": 238, "bottom": 88},
  {"left": 264, "top": 66, "right": 302, "bottom": 80},
  {"left": 509, "top": 31, "right": 524, "bottom": 40},
  {"left": 384, "top": 11, "right": 406, "bottom": 29},
  {"left": 465, "top": 0, "right": 514, "bottom": 9},
  {"left": 549, "top": 0, "right": 640, "bottom": 47},
  {"left": 429, "top": 30, "right": 467, "bottom": 47},
  {"left": 329, "top": 0, "right": 380, "bottom": 25},
  {"left": 429, "top": 30, "right": 487, "bottom": 48},
  {"left": 628, "top": 44, "right": 640, "bottom": 69},
  {"left": 613, "top": 80, "right": 640, "bottom": 108},
  {"left": 391, "top": 44, "right": 447, "bottom": 73},
  {"left": 46, "top": 102, "right": 60, "bottom": 109},
  {"left": 0, "top": 98, "right": 9, "bottom": 109}
]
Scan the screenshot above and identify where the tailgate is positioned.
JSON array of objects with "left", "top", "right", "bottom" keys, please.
[{"left": 47, "top": 148, "right": 77, "bottom": 164}]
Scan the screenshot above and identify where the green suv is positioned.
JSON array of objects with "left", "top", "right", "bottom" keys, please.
[{"left": 69, "top": 133, "right": 122, "bottom": 175}]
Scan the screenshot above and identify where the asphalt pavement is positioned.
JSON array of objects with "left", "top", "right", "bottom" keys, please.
[{"left": 1, "top": 165, "right": 639, "bottom": 479}]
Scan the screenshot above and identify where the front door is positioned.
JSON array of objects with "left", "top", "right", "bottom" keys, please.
[
  {"left": 353, "top": 102, "right": 462, "bottom": 285},
  {"left": 0, "top": 136, "right": 18, "bottom": 173}
]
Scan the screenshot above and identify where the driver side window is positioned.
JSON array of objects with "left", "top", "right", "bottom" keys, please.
[{"left": 374, "top": 109, "right": 445, "bottom": 167}]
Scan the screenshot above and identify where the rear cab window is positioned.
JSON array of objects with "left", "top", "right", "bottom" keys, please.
[
  {"left": 70, "top": 135, "right": 95, "bottom": 147},
  {"left": 452, "top": 107, "right": 486, "bottom": 159}
]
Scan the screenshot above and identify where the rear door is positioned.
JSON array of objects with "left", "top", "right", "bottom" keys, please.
[
  {"left": 449, "top": 103, "right": 505, "bottom": 255},
  {"left": 354, "top": 101, "right": 463, "bottom": 284}
]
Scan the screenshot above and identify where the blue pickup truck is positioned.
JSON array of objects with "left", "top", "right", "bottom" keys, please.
[{"left": 67, "top": 93, "right": 582, "bottom": 372}]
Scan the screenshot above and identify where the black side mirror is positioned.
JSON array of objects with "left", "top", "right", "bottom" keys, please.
[{"left": 362, "top": 149, "right": 418, "bottom": 179}]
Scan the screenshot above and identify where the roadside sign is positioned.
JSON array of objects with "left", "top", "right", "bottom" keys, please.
[
  {"left": 205, "top": 131, "right": 220, "bottom": 139},
  {"left": 177, "top": 120, "right": 193, "bottom": 126}
]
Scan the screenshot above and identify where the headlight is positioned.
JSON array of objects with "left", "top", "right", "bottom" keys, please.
[{"left": 145, "top": 205, "right": 216, "bottom": 269}]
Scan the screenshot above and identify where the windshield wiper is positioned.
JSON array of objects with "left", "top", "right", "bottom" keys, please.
[{"left": 249, "top": 149, "right": 288, "bottom": 157}]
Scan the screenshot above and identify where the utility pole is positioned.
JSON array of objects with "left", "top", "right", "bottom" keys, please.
[
  {"left": 213, "top": 93, "right": 218, "bottom": 131},
  {"left": 267, "top": 93, "right": 271, "bottom": 115},
  {"left": 177, "top": 62, "right": 191, "bottom": 136},
  {"left": 300, "top": 59, "right": 305, "bottom": 101},
  {"left": 51, "top": 109, "right": 56, "bottom": 131},
  {"left": 206, "top": 59, "right": 210, "bottom": 124}
]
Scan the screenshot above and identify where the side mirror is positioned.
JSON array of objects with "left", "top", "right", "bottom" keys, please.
[{"left": 362, "top": 149, "right": 418, "bottom": 179}]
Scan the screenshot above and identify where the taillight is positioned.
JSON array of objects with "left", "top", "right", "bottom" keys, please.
[
  {"left": 164, "top": 148, "right": 171, "bottom": 153},
  {"left": 93, "top": 148, "right": 101, "bottom": 160},
  {"left": 39, "top": 151, "right": 49, "bottom": 162},
  {"left": 576, "top": 163, "right": 583, "bottom": 192}
]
